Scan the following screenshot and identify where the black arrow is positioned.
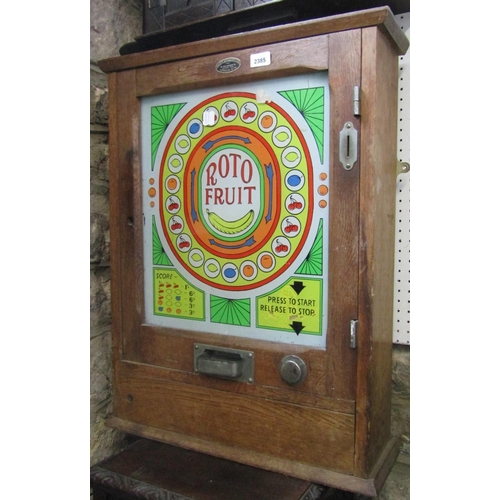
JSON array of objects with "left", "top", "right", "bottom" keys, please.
[
  {"left": 291, "top": 281, "right": 305, "bottom": 295},
  {"left": 289, "top": 321, "right": 305, "bottom": 335}
]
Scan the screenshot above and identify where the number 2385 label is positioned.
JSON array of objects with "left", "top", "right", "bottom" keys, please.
[{"left": 250, "top": 51, "right": 271, "bottom": 68}]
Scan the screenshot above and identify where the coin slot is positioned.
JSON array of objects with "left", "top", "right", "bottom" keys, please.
[{"left": 194, "top": 344, "right": 254, "bottom": 383}]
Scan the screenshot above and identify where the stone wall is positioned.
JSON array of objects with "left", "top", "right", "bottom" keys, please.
[
  {"left": 90, "top": 0, "right": 142, "bottom": 466},
  {"left": 91, "top": 0, "right": 143, "bottom": 62},
  {"left": 391, "top": 345, "right": 410, "bottom": 456},
  {"left": 90, "top": 0, "right": 410, "bottom": 469}
]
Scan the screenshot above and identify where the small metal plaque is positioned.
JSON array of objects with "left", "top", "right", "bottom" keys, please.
[{"left": 215, "top": 57, "right": 241, "bottom": 74}]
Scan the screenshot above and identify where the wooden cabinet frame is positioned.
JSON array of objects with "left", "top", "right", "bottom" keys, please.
[{"left": 99, "top": 7, "right": 408, "bottom": 496}]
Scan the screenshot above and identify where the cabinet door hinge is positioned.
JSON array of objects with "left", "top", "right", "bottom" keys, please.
[
  {"left": 353, "top": 86, "right": 361, "bottom": 116},
  {"left": 350, "top": 319, "right": 358, "bottom": 349}
]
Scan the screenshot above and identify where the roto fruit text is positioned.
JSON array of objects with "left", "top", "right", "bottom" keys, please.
[{"left": 203, "top": 149, "right": 260, "bottom": 207}]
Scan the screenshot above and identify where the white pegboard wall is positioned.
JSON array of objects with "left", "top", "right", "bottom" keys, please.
[{"left": 393, "top": 13, "right": 410, "bottom": 344}]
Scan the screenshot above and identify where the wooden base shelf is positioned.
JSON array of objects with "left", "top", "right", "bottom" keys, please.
[
  {"left": 106, "top": 418, "right": 400, "bottom": 497},
  {"left": 91, "top": 438, "right": 327, "bottom": 500}
]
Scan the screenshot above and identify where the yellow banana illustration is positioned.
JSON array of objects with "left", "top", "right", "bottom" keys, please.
[{"left": 206, "top": 209, "right": 254, "bottom": 234}]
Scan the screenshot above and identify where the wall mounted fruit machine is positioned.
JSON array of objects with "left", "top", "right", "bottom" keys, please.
[{"left": 98, "top": 6, "right": 409, "bottom": 496}]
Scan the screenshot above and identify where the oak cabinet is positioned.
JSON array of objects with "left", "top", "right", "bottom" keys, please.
[{"left": 98, "top": 7, "right": 409, "bottom": 496}]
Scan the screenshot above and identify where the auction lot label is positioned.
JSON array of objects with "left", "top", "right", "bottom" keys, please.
[{"left": 142, "top": 74, "right": 330, "bottom": 347}]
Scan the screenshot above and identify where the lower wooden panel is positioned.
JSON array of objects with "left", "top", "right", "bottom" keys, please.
[{"left": 113, "top": 370, "right": 355, "bottom": 475}]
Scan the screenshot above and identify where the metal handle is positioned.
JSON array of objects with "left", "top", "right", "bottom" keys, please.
[{"left": 194, "top": 344, "right": 254, "bottom": 383}]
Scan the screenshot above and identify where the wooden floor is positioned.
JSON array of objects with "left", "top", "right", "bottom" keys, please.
[{"left": 90, "top": 439, "right": 409, "bottom": 500}]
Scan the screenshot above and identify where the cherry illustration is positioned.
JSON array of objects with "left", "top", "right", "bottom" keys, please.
[
  {"left": 179, "top": 237, "right": 190, "bottom": 249},
  {"left": 275, "top": 240, "right": 289, "bottom": 253},
  {"left": 287, "top": 196, "right": 303, "bottom": 211},
  {"left": 168, "top": 197, "right": 179, "bottom": 211},
  {"left": 243, "top": 105, "right": 256, "bottom": 120},
  {"left": 170, "top": 218, "right": 182, "bottom": 231},
  {"left": 284, "top": 219, "right": 299, "bottom": 234},
  {"left": 224, "top": 104, "right": 236, "bottom": 118}
]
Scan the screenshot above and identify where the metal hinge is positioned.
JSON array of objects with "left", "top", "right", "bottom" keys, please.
[
  {"left": 350, "top": 319, "right": 358, "bottom": 349},
  {"left": 353, "top": 86, "right": 361, "bottom": 116}
]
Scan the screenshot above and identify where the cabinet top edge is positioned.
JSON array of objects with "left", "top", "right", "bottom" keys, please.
[{"left": 97, "top": 6, "right": 409, "bottom": 74}]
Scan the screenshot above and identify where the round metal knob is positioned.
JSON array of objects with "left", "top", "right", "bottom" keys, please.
[{"left": 280, "top": 355, "right": 307, "bottom": 386}]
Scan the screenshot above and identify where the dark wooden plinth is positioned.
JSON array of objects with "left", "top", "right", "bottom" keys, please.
[{"left": 90, "top": 439, "right": 328, "bottom": 500}]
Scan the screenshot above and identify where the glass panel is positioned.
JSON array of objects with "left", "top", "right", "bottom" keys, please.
[{"left": 141, "top": 73, "right": 330, "bottom": 347}]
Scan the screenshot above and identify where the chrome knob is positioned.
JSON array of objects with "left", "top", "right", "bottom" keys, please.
[{"left": 280, "top": 355, "right": 307, "bottom": 386}]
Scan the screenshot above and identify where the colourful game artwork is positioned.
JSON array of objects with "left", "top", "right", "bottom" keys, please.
[{"left": 142, "top": 73, "right": 330, "bottom": 347}]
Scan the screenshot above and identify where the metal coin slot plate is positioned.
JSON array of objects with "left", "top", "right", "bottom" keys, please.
[
  {"left": 194, "top": 343, "right": 254, "bottom": 383},
  {"left": 339, "top": 121, "right": 358, "bottom": 170}
]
